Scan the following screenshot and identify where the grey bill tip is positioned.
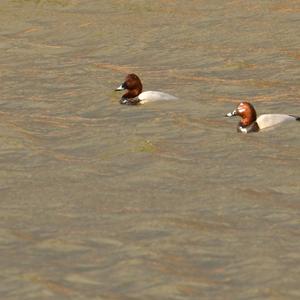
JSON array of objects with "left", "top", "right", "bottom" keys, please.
[
  {"left": 115, "top": 84, "right": 125, "bottom": 91},
  {"left": 225, "top": 110, "right": 236, "bottom": 117},
  {"left": 225, "top": 112, "right": 233, "bottom": 117}
]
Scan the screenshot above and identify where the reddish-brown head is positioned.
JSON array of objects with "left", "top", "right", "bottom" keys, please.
[
  {"left": 115, "top": 73, "right": 143, "bottom": 99},
  {"left": 226, "top": 102, "right": 257, "bottom": 126}
]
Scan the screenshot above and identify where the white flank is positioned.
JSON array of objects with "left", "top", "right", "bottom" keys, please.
[
  {"left": 256, "top": 114, "right": 296, "bottom": 130},
  {"left": 138, "top": 91, "right": 178, "bottom": 104}
]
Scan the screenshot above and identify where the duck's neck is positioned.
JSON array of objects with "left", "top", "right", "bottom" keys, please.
[
  {"left": 239, "top": 113, "right": 257, "bottom": 127},
  {"left": 123, "top": 88, "right": 142, "bottom": 99},
  {"left": 240, "top": 118, "right": 252, "bottom": 127}
]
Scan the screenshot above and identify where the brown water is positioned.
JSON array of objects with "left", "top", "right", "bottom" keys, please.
[{"left": 1, "top": 1, "right": 300, "bottom": 299}]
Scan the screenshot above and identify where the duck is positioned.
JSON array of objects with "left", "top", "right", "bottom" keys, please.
[
  {"left": 115, "top": 73, "right": 177, "bottom": 105},
  {"left": 225, "top": 102, "right": 299, "bottom": 133}
]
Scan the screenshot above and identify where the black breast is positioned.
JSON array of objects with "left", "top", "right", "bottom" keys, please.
[
  {"left": 237, "top": 122, "right": 260, "bottom": 133},
  {"left": 120, "top": 97, "right": 141, "bottom": 105}
]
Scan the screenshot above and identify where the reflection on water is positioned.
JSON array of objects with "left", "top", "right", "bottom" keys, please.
[{"left": 0, "top": 0, "right": 299, "bottom": 299}]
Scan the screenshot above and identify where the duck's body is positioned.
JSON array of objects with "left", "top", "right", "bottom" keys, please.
[
  {"left": 138, "top": 91, "right": 178, "bottom": 103},
  {"left": 226, "top": 102, "right": 299, "bottom": 133},
  {"left": 256, "top": 114, "right": 298, "bottom": 130},
  {"left": 115, "top": 74, "right": 177, "bottom": 105}
]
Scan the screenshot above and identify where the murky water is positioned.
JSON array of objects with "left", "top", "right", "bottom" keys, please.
[{"left": 1, "top": 0, "right": 299, "bottom": 299}]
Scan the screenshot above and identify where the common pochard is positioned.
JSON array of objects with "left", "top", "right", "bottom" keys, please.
[
  {"left": 226, "top": 102, "right": 299, "bottom": 133},
  {"left": 115, "top": 73, "right": 177, "bottom": 105}
]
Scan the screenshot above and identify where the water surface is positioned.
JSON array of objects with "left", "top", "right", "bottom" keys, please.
[{"left": 0, "top": 1, "right": 300, "bottom": 299}]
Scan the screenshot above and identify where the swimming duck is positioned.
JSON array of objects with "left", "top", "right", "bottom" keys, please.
[
  {"left": 115, "top": 73, "right": 177, "bottom": 105},
  {"left": 226, "top": 102, "right": 299, "bottom": 133}
]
